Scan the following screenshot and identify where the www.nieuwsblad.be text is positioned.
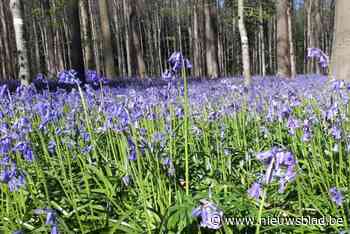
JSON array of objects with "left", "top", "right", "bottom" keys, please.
[{"left": 218, "top": 216, "right": 344, "bottom": 226}]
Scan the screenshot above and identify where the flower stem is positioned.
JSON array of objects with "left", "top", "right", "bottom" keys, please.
[{"left": 256, "top": 189, "right": 266, "bottom": 234}]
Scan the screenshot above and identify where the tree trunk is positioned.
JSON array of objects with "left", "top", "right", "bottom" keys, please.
[
  {"left": 332, "top": 0, "right": 350, "bottom": 80},
  {"left": 193, "top": 1, "right": 200, "bottom": 77},
  {"left": 238, "top": 0, "right": 251, "bottom": 84},
  {"left": 10, "top": 0, "right": 30, "bottom": 84},
  {"left": 276, "top": 0, "right": 291, "bottom": 77},
  {"left": 313, "top": 0, "right": 321, "bottom": 74},
  {"left": 66, "top": 0, "right": 85, "bottom": 82},
  {"left": 98, "top": 0, "right": 116, "bottom": 78},
  {"left": 204, "top": 0, "right": 219, "bottom": 78},
  {"left": 123, "top": 0, "right": 132, "bottom": 77},
  {"left": 127, "top": 0, "right": 146, "bottom": 78},
  {"left": 288, "top": 1, "right": 296, "bottom": 78},
  {"left": 79, "top": 0, "right": 95, "bottom": 69},
  {"left": 259, "top": 2, "right": 266, "bottom": 77}
]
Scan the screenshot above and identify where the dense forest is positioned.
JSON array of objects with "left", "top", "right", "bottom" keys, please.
[{"left": 0, "top": 0, "right": 342, "bottom": 82}]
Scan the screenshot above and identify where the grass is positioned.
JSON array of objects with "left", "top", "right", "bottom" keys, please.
[{"left": 0, "top": 75, "right": 349, "bottom": 233}]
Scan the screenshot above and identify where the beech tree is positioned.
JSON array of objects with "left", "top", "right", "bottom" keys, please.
[
  {"left": 238, "top": 0, "right": 251, "bottom": 84},
  {"left": 66, "top": 0, "right": 85, "bottom": 82},
  {"left": 204, "top": 0, "right": 219, "bottom": 78},
  {"left": 276, "top": 0, "right": 292, "bottom": 77},
  {"left": 332, "top": 0, "right": 350, "bottom": 81},
  {"left": 98, "top": 0, "right": 116, "bottom": 78}
]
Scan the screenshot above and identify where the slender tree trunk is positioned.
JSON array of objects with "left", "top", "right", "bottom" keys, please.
[
  {"left": 123, "top": 0, "right": 132, "bottom": 77},
  {"left": 314, "top": 0, "right": 321, "bottom": 74},
  {"left": 10, "top": 0, "right": 30, "bottom": 84},
  {"left": 1, "top": 0, "right": 14, "bottom": 79},
  {"left": 331, "top": 0, "right": 350, "bottom": 80},
  {"left": 276, "top": 0, "right": 291, "bottom": 77},
  {"left": 98, "top": 0, "right": 116, "bottom": 78},
  {"left": 66, "top": 0, "right": 85, "bottom": 82},
  {"left": 259, "top": 2, "right": 266, "bottom": 77},
  {"left": 204, "top": 0, "right": 219, "bottom": 78},
  {"left": 193, "top": 1, "right": 200, "bottom": 77},
  {"left": 79, "top": 0, "right": 94, "bottom": 69},
  {"left": 288, "top": 1, "right": 296, "bottom": 78},
  {"left": 238, "top": 0, "right": 251, "bottom": 84},
  {"left": 134, "top": 1, "right": 146, "bottom": 78},
  {"left": 89, "top": 0, "right": 101, "bottom": 74}
]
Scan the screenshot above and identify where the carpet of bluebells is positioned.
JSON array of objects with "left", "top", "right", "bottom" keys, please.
[{"left": 1, "top": 53, "right": 350, "bottom": 234}]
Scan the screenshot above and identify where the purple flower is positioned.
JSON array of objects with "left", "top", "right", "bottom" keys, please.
[
  {"left": 14, "top": 142, "right": 35, "bottom": 162},
  {"left": 329, "top": 187, "right": 343, "bottom": 206},
  {"left": 287, "top": 117, "right": 299, "bottom": 135},
  {"left": 127, "top": 138, "right": 137, "bottom": 161},
  {"left": 58, "top": 69, "right": 81, "bottom": 85},
  {"left": 307, "top": 48, "right": 329, "bottom": 68},
  {"left": 302, "top": 120, "right": 312, "bottom": 142},
  {"left": 167, "top": 52, "right": 192, "bottom": 74},
  {"left": 331, "top": 125, "right": 342, "bottom": 140},
  {"left": 278, "top": 166, "right": 296, "bottom": 193},
  {"left": 192, "top": 199, "right": 223, "bottom": 230},
  {"left": 325, "top": 103, "right": 339, "bottom": 121},
  {"left": 256, "top": 148, "right": 297, "bottom": 193},
  {"left": 122, "top": 175, "right": 131, "bottom": 187},
  {"left": 48, "top": 140, "right": 56, "bottom": 154},
  {"left": 162, "top": 157, "right": 175, "bottom": 176},
  {"left": 51, "top": 225, "right": 59, "bottom": 234},
  {"left": 12, "top": 231, "right": 24, "bottom": 234},
  {"left": 0, "top": 163, "right": 17, "bottom": 183},
  {"left": 247, "top": 182, "right": 262, "bottom": 200},
  {"left": 8, "top": 174, "right": 25, "bottom": 192},
  {"left": 0, "top": 162, "right": 25, "bottom": 192},
  {"left": 0, "top": 137, "right": 12, "bottom": 155},
  {"left": 34, "top": 208, "right": 59, "bottom": 233},
  {"left": 256, "top": 149, "right": 275, "bottom": 162}
]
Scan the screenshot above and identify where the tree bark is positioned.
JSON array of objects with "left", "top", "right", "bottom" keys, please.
[
  {"left": 193, "top": 0, "right": 200, "bottom": 77},
  {"left": 204, "top": 0, "right": 219, "bottom": 78},
  {"left": 288, "top": 1, "right": 296, "bottom": 78},
  {"left": 331, "top": 0, "right": 350, "bottom": 80},
  {"left": 98, "top": 0, "right": 116, "bottom": 78},
  {"left": 79, "top": 0, "right": 95, "bottom": 69},
  {"left": 238, "top": 0, "right": 251, "bottom": 84},
  {"left": 259, "top": 2, "right": 266, "bottom": 77},
  {"left": 10, "top": 0, "right": 30, "bottom": 84},
  {"left": 66, "top": 0, "right": 85, "bottom": 82},
  {"left": 276, "top": 0, "right": 291, "bottom": 77}
]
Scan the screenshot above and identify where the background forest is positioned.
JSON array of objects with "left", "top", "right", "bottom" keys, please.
[{"left": 0, "top": 0, "right": 335, "bottom": 81}]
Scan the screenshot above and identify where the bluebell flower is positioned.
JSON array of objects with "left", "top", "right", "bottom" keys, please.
[
  {"left": 127, "top": 138, "right": 137, "bottom": 161},
  {"left": 329, "top": 187, "right": 343, "bottom": 206},
  {"left": 12, "top": 230, "right": 24, "bottom": 234},
  {"left": 247, "top": 182, "right": 262, "bottom": 200},
  {"left": 331, "top": 125, "right": 342, "bottom": 140},
  {"left": 48, "top": 140, "right": 56, "bottom": 154},
  {"left": 192, "top": 199, "right": 223, "bottom": 230},
  {"left": 14, "top": 142, "right": 34, "bottom": 162},
  {"left": 256, "top": 148, "right": 297, "bottom": 193},
  {"left": 0, "top": 137, "right": 12, "bottom": 155},
  {"left": 162, "top": 157, "right": 175, "bottom": 176},
  {"left": 307, "top": 48, "right": 329, "bottom": 68},
  {"left": 58, "top": 69, "right": 81, "bottom": 85},
  {"left": 287, "top": 117, "right": 299, "bottom": 135},
  {"left": 8, "top": 174, "right": 25, "bottom": 192},
  {"left": 34, "top": 208, "right": 59, "bottom": 233},
  {"left": 122, "top": 175, "right": 130, "bottom": 187},
  {"left": 0, "top": 162, "right": 25, "bottom": 192}
]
